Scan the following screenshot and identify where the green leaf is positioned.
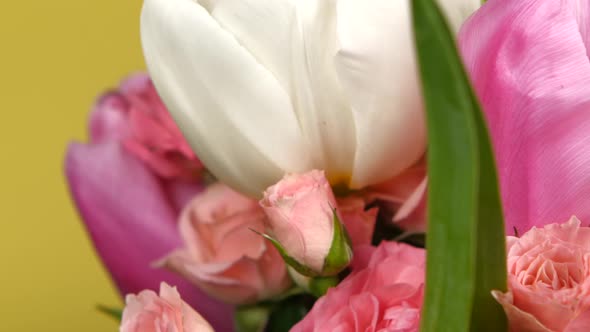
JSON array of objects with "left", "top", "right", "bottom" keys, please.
[
  {"left": 411, "top": 0, "right": 507, "bottom": 331},
  {"left": 96, "top": 304, "right": 123, "bottom": 322},
  {"left": 469, "top": 67, "right": 509, "bottom": 332},
  {"left": 321, "top": 211, "right": 353, "bottom": 276}
]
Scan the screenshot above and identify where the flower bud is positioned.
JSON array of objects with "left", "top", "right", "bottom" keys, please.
[{"left": 260, "top": 170, "right": 353, "bottom": 277}]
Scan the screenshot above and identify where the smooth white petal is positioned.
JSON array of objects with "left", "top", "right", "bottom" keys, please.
[
  {"left": 203, "top": 0, "right": 297, "bottom": 96},
  {"left": 206, "top": 0, "right": 358, "bottom": 185},
  {"left": 289, "top": 0, "right": 357, "bottom": 184},
  {"left": 336, "top": 0, "right": 426, "bottom": 189},
  {"left": 141, "top": 0, "right": 312, "bottom": 196}
]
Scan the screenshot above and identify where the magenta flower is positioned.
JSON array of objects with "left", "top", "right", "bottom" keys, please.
[
  {"left": 64, "top": 74, "right": 233, "bottom": 331},
  {"left": 459, "top": 0, "right": 590, "bottom": 234}
]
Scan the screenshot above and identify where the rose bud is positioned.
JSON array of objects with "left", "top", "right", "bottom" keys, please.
[{"left": 260, "top": 170, "right": 353, "bottom": 277}]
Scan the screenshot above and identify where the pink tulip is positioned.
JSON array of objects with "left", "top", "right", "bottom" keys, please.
[
  {"left": 493, "top": 217, "right": 590, "bottom": 332},
  {"left": 121, "top": 283, "right": 214, "bottom": 332},
  {"left": 65, "top": 74, "right": 232, "bottom": 331},
  {"left": 292, "top": 241, "right": 425, "bottom": 332},
  {"left": 158, "top": 183, "right": 292, "bottom": 305},
  {"left": 459, "top": 0, "right": 590, "bottom": 234}
]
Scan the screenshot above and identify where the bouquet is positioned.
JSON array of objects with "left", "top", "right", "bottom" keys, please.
[{"left": 64, "top": 0, "right": 590, "bottom": 331}]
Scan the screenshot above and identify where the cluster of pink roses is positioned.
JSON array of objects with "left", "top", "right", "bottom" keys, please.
[
  {"left": 65, "top": 0, "right": 590, "bottom": 331},
  {"left": 119, "top": 219, "right": 590, "bottom": 332}
]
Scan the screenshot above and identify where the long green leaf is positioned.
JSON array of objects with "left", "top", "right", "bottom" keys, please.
[
  {"left": 470, "top": 83, "right": 508, "bottom": 332},
  {"left": 411, "top": 0, "right": 507, "bottom": 331}
]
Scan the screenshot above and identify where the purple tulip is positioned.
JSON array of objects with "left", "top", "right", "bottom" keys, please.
[
  {"left": 459, "top": 0, "right": 590, "bottom": 235},
  {"left": 64, "top": 73, "right": 234, "bottom": 331}
]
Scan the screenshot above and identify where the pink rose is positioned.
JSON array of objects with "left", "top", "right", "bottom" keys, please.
[
  {"left": 120, "top": 282, "right": 213, "bottom": 332},
  {"left": 158, "top": 183, "right": 292, "bottom": 305},
  {"left": 292, "top": 241, "right": 425, "bottom": 332},
  {"left": 493, "top": 217, "right": 590, "bottom": 331},
  {"left": 90, "top": 73, "right": 203, "bottom": 180},
  {"left": 337, "top": 197, "right": 377, "bottom": 246},
  {"left": 260, "top": 170, "right": 352, "bottom": 276}
]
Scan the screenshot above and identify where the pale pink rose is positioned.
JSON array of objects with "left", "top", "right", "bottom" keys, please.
[
  {"left": 120, "top": 282, "right": 213, "bottom": 332},
  {"left": 90, "top": 73, "right": 203, "bottom": 180},
  {"left": 365, "top": 161, "right": 427, "bottom": 232},
  {"left": 158, "top": 183, "right": 292, "bottom": 305},
  {"left": 260, "top": 170, "right": 350, "bottom": 275},
  {"left": 337, "top": 197, "right": 377, "bottom": 246},
  {"left": 292, "top": 241, "right": 425, "bottom": 332},
  {"left": 493, "top": 217, "right": 590, "bottom": 332}
]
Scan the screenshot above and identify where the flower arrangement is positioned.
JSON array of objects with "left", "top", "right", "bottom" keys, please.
[{"left": 64, "top": 0, "right": 590, "bottom": 331}]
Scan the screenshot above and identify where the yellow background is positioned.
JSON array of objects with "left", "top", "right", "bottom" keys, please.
[{"left": 1, "top": 1, "right": 145, "bottom": 330}]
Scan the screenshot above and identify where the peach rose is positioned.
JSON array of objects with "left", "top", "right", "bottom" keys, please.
[
  {"left": 493, "top": 217, "right": 590, "bottom": 332},
  {"left": 260, "top": 170, "right": 352, "bottom": 276},
  {"left": 157, "top": 184, "right": 292, "bottom": 305},
  {"left": 292, "top": 241, "right": 425, "bottom": 332},
  {"left": 120, "top": 282, "right": 213, "bottom": 332}
]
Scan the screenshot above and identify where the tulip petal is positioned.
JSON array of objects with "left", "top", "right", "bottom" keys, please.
[
  {"left": 335, "top": 0, "right": 479, "bottom": 189},
  {"left": 89, "top": 92, "right": 131, "bottom": 143},
  {"left": 335, "top": 0, "right": 426, "bottom": 188},
  {"left": 459, "top": 0, "right": 590, "bottom": 234},
  {"left": 288, "top": 0, "right": 357, "bottom": 181},
  {"left": 141, "top": 0, "right": 312, "bottom": 196},
  {"left": 203, "top": 0, "right": 296, "bottom": 95},
  {"left": 205, "top": 0, "right": 358, "bottom": 183},
  {"left": 64, "top": 142, "right": 233, "bottom": 331}
]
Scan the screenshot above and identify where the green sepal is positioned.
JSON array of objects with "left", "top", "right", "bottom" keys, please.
[
  {"left": 234, "top": 304, "right": 271, "bottom": 332},
  {"left": 250, "top": 228, "right": 318, "bottom": 277},
  {"left": 321, "top": 210, "right": 353, "bottom": 276},
  {"left": 308, "top": 276, "right": 340, "bottom": 298},
  {"left": 96, "top": 304, "right": 123, "bottom": 322}
]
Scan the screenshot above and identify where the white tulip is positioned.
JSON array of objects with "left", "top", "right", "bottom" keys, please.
[{"left": 140, "top": 0, "right": 480, "bottom": 196}]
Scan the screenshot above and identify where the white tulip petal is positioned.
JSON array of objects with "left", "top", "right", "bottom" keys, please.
[
  {"left": 208, "top": 0, "right": 358, "bottom": 185},
  {"left": 204, "top": 0, "right": 297, "bottom": 96},
  {"left": 141, "top": 0, "right": 312, "bottom": 195},
  {"left": 289, "top": 0, "right": 357, "bottom": 184},
  {"left": 336, "top": 0, "right": 426, "bottom": 189}
]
